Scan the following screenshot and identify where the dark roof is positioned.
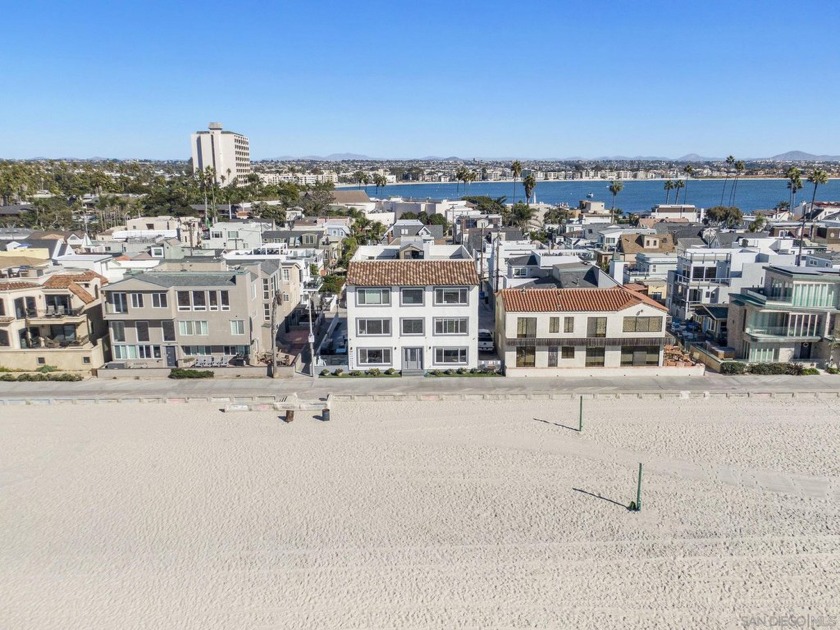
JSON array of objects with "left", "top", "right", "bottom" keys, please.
[
  {"left": 330, "top": 190, "right": 370, "bottom": 204},
  {"left": 695, "top": 304, "right": 729, "bottom": 320},
  {"left": 463, "top": 228, "right": 524, "bottom": 252},
  {"left": 108, "top": 272, "right": 243, "bottom": 288},
  {"left": 508, "top": 254, "right": 539, "bottom": 266}
]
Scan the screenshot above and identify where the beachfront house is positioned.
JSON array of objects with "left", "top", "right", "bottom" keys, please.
[
  {"left": 727, "top": 265, "right": 840, "bottom": 365},
  {"left": 346, "top": 241, "right": 480, "bottom": 373},
  {"left": 0, "top": 267, "right": 108, "bottom": 371},
  {"left": 495, "top": 286, "right": 669, "bottom": 375},
  {"left": 101, "top": 269, "right": 264, "bottom": 368}
]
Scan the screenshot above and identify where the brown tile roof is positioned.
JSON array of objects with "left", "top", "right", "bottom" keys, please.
[
  {"left": 43, "top": 270, "right": 108, "bottom": 289},
  {"left": 67, "top": 282, "right": 95, "bottom": 304},
  {"left": 499, "top": 286, "right": 667, "bottom": 313},
  {"left": 330, "top": 190, "right": 371, "bottom": 204},
  {"left": 347, "top": 260, "right": 479, "bottom": 287},
  {"left": 0, "top": 281, "right": 38, "bottom": 292}
]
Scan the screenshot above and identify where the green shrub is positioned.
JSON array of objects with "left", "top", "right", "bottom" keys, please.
[
  {"left": 826, "top": 366, "right": 840, "bottom": 375},
  {"left": 0, "top": 373, "right": 16, "bottom": 381},
  {"left": 349, "top": 370, "right": 362, "bottom": 377},
  {"left": 36, "top": 365, "right": 58, "bottom": 373},
  {"left": 456, "top": 367, "right": 467, "bottom": 374},
  {"left": 444, "top": 369, "right": 454, "bottom": 375},
  {"left": 746, "top": 362, "right": 802, "bottom": 375},
  {"left": 320, "top": 368, "right": 332, "bottom": 377},
  {"left": 367, "top": 368, "right": 381, "bottom": 376},
  {"left": 720, "top": 361, "right": 747, "bottom": 374},
  {"left": 802, "top": 367, "right": 820, "bottom": 375},
  {"left": 333, "top": 368, "right": 344, "bottom": 376},
  {"left": 168, "top": 368, "right": 214, "bottom": 379},
  {"left": 428, "top": 369, "right": 441, "bottom": 376},
  {"left": 385, "top": 367, "right": 397, "bottom": 375}
]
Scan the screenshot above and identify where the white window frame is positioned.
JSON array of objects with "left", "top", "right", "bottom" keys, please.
[
  {"left": 152, "top": 293, "right": 168, "bottom": 308},
  {"left": 357, "top": 318, "right": 392, "bottom": 336},
  {"left": 230, "top": 320, "right": 246, "bottom": 335},
  {"left": 130, "top": 293, "right": 144, "bottom": 309},
  {"left": 434, "top": 317, "right": 468, "bottom": 335},
  {"left": 434, "top": 287, "right": 468, "bottom": 305},
  {"left": 357, "top": 288, "right": 391, "bottom": 306},
  {"left": 357, "top": 347, "right": 392, "bottom": 366},
  {"left": 401, "top": 318, "right": 424, "bottom": 335},
  {"left": 177, "top": 291, "right": 191, "bottom": 311},
  {"left": 111, "top": 321, "right": 126, "bottom": 342},
  {"left": 220, "top": 291, "right": 230, "bottom": 311},
  {"left": 400, "top": 287, "right": 424, "bottom": 306},
  {"left": 434, "top": 347, "right": 468, "bottom": 365}
]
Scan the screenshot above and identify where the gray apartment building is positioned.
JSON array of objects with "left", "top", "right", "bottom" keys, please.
[{"left": 102, "top": 269, "right": 264, "bottom": 368}]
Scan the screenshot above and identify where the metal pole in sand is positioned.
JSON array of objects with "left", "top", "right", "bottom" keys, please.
[
  {"left": 579, "top": 396, "right": 583, "bottom": 432},
  {"left": 635, "top": 463, "right": 643, "bottom": 511}
]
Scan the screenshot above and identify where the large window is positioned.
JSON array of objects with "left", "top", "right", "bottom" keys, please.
[
  {"left": 587, "top": 317, "right": 607, "bottom": 338},
  {"left": 620, "top": 345, "right": 660, "bottom": 366},
  {"left": 109, "top": 292, "right": 127, "bottom": 313},
  {"left": 152, "top": 293, "right": 168, "bottom": 308},
  {"left": 209, "top": 291, "right": 219, "bottom": 311},
  {"left": 357, "top": 318, "right": 392, "bottom": 336},
  {"left": 358, "top": 348, "right": 392, "bottom": 365},
  {"left": 585, "top": 347, "right": 605, "bottom": 367},
  {"left": 111, "top": 321, "right": 126, "bottom": 342},
  {"left": 136, "top": 321, "right": 150, "bottom": 342},
  {"left": 564, "top": 317, "right": 574, "bottom": 333},
  {"left": 357, "top": 288, "right": 391, "bottom": 306},
  {"left": 434, "top": 318, "right": 468, "bottom": 335},
  {"left": 549, "top": 317, "right": 560, "bottom": 334},
  {"left": 434, "top": 347, "right": 468, "bottom": 364},
  {"left": 177, "top": 291, "right": 191, "bottom": 311},
  {"left": 562, "top": 346, "right": 575, "bottom": 359},
  {"left": 162, "top": 320, "right": 175, "bottom": 342},
  {"left": 130, "top": 293, "right": 144, "bottom": 309},
  {"left": 516, "top": 317, "right": 537, "bottom": 338},
  {"left": 230, "top": 320, "right": 246, "bottom": 335},
  {"left": 401, "top": 318, "right": 424, "bottom": 335},
  {"left": 220, "top": 291, "right": 230, "bottom": 311},
  {"left": 622, "top": 316, "right": 663, "bottom": 333},
  {"left": 178, "top": 320, "right": 209, "bottom": 336},
  {"left": 434, "top": 287, "right": 468, "bottom": 305},
  {"left": 516, "top": 346, "right": 536, "bottom": 367},
  {"left": 192, "top": 291, "right": 206, "bottom": 311},
  {"left": 400, "top": 288, "right": 424, "bottom": 305}
]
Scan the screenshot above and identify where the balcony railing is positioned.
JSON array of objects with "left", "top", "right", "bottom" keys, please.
[
  {"left": 20, "top": 335, "right": 92, "bottom": 349},
  {"left": 20, "top": 307, "right": 85, "bottom": 319},
  {"left": 745, "top": 326, "right": 821, "bottom": 338},
  {"left": 672, "top": 274, "right": 729, "bottom": 285}
]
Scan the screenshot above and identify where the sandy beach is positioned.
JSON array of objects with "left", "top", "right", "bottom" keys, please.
[{"left": 1, "top": 397, "right": 838, "bottom": 629}]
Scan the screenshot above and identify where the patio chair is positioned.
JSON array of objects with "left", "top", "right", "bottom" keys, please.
[
  {"left": 56, "top": 305, "right": 65, "bottom": 316},
  {"left": 46, "top": 305, "right": 55, "bottom": 317}
]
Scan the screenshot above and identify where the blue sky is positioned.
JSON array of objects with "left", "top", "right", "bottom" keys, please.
[{"left": 1, "top": 0, "right": 838, "bottom": 160}]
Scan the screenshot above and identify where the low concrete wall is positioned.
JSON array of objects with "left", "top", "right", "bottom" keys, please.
[
  {"left": 98, "top": 366, "right": 270, "bottom": 379},
  {"left": 503, "top": 365, "right": 707, "bottom": 378}
]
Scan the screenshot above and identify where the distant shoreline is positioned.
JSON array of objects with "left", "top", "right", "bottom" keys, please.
[{"left": 336, "top": 177, "right": 798, "bottom": 189}]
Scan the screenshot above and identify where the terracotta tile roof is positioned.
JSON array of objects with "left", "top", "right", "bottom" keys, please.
[
  {"left": 499, "top": 286, "right": 667, "bottom": 313},
  {"left": 0, "top": 281, "right": 38, "bottom": 292},
  {"left": 43, "top": 270, "right": 108, "bottom": 289},
  {"left": 347, "top": 260, "right": 479, "bottom": 287},
  {"left": 67, "top": 282, "right": 95, "bottom": 304}
]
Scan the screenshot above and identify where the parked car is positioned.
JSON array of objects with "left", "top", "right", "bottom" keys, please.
[{"left": 478, "top": 328, "right": 495, "bottom": 352}]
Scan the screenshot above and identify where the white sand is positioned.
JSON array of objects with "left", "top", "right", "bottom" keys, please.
[{"left": 1, "top": 398, "right": 839, "bottom": 629}]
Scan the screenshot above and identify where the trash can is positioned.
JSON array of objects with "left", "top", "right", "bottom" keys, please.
[
  {"left": 285, "top": 409, "right": 295, "bottom": 422},
  {"left": 322, "top": 408, "right": 330, "bottom": 422}
]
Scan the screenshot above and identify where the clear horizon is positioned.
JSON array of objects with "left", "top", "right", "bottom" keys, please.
[{"left": 1, "top": 0, "right": 838, "bottom": 160}]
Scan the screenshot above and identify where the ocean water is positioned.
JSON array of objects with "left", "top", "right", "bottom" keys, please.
[{"left": 358, "top": 178, "right": 840, "bottom": 213}]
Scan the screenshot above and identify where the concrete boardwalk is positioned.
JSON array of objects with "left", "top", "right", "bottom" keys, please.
[{"left": 0, "top": 372, "right": 838, "bottom": 403}]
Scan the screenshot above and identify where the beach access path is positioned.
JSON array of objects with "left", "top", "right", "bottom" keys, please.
[{"left": 1, "top": 372, "right": 839, "bottom": 403}]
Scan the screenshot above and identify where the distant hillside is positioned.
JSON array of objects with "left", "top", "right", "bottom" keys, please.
[{"left": 768, "top": 150, "right": 840, "bottom": 162}]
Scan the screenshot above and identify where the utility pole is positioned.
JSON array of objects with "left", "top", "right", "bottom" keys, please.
[
  {"left": 270, "top": 290, "right": 280, "bottom": 378},
  {"left": 308, "top": 295, "right": 317, "bottom": 379}
]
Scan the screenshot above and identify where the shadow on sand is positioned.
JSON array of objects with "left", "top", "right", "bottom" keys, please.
[
  {"left": 572, "top": 487, "right": 631, "bottom": 510},
  {"left": 533, "top": 417, "right": 580, "bottom": 432}
]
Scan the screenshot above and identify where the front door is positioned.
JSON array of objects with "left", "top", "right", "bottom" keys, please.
[
  {"left": 403, "top": 347, "right": 422, "bottom": 370},
  {"left": 165, "top": 346, "right": 177, "bottom": 367},
  {"left": 798, "top": 342, "right": 812, "bottom": 360}
]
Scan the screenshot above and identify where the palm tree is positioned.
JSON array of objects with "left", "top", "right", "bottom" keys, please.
[
  {"left": 510, "top": 160, "right": 522, "bottom": 203},
  {"left": 730, "top": 160, "right": 745, "bottom": 206},
  {"left": 786, "top": 166, "right": 803, "bottom": 211},
  {"left": 721, "top": 155, "right": 735, "bottom": 205},
  {"left": 673, "top": 179, "right": 685, "bottom": 204},
  {"left": 663, "top": 179, "right": 675, "bottom": 203},
  {"left": 682, "top": 165, "right": 694, "bottom": 204},
  {"left": 522, "top": 173, "right": 537, "bottom": 205},
  {"left": 797, "top": 168, "right": 829, "bottom": 265},
  {"left": 608, "top": 180, "right": 623, "bottom": 222}
]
